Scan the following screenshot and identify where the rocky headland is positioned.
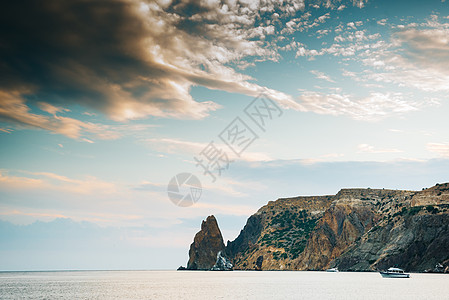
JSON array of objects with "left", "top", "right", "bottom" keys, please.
[{"left": 181, "top": 183, "right": 449, "bottom": 272}]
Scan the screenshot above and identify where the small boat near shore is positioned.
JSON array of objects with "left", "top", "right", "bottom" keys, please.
[{"left": 380, "top": 267, "right": 410, "bottom": 278}]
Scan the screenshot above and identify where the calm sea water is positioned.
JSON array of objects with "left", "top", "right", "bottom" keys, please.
[{"left": 0, "top": 270, "right": 448, "bottom": 299}]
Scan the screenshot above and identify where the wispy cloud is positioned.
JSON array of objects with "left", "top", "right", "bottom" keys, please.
[
  {"left": 295, "top": 14, "right": 449, "bottom": 121},
  {"left": 310, "top": 70, "right": 335, "bottom": 82},
  {"left": 357, "top": 144, "right": 402, "bottom": 154},
  {"left": 377, "top": 18, "right": 388, "bottom": 26},
  {"left": 0, "top": 169, "right": 118, "bottom": 195},
  {"left": 0, "top": 91, "right": 159, "bottom": 140},
  {"left": 0, "top": 210, "right": 69, "bottom": 220},
  {"left": 353, "top": 0, "right": 368, "bottom": 8},
  {"left": 354, "top": 15, "right": 449, "bottom": 93},
  {"left": 0, "top": 168, "right": 263, "bottom": 229},
  {"left": 296, "top": 27, "right": 382, "bottom": 58},
  {"left": 145, "top": 138, "right": 273, "bottom": 162},
  {"left": 297, "top": 91, "right": 418, "bottom": 121},
  {"left": 193, "top": 202, "right": 255, "bottom": 217},
  {"left": 427, "top": 143, "right": 449, "bottom": 157},
  {"left": 0, "top": 91, "right": 120, "bottom": 140},
  {"left": 0, "top": 128, "right": 12, "bottom": 133}
]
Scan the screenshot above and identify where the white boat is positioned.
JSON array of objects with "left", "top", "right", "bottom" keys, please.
[
  {"left": 380, "top": 267, "right": 410, "bottom": 278},
  {"left": 326, "top": 267, "right": 339, "bottom": 272}
]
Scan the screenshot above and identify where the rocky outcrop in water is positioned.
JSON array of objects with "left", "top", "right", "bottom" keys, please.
[{"left": 186, "top": 215, "right": 226, "bottom": 270}]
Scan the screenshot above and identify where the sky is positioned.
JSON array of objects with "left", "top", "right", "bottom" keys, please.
[{"left": 1, "top": 0, "right": 449, "bottom": 270}]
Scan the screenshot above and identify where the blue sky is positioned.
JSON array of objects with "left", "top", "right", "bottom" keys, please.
[{"left": 1, "top": 0, "right": 449, "bottom": 270}]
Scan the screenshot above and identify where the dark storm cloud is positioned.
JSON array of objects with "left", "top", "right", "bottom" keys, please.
[
  {"left": 0, "top": 0, "right": 222, "bottom": 122},
  {"left": 1, "top": 0, "right": 147, "bottom": 95},
  {"left": 0, "top": 0, "right": 358, "bottom": 129}
]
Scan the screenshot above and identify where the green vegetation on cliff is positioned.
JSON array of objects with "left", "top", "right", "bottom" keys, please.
[{"left": 186, "top": 183, "right": 449, "bottom": 272}]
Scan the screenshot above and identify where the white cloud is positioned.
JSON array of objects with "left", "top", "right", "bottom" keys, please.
[
  {"left": 0, "top": 91, "right": 121, "bottom": 140},
  {"left": 145, "top": 138, "right": 273, "bottom": 162},
  {"left": 311, "top": 14, "right": 449, "bottom": 121},
  {"left": 427, "top": 143, "right": 449, "bottom": 157},
  {"left": 192, "top": 202, "right": 255, "bottom": 216},
  {"left": 353, "top": 0, "right": 368, "bottom": 8},
  {"left": 357, "top": 144, "right": 402, "bottom": 154},
  {"left": 347, "top": 22, "right": 357, "bottom": 29},
  {"left": 291, "top": 13, "right": 449, "bottom": 124},
  {"left": 297, "top": 91, "right": 418, "bottom": 121},
  {"left": 0, "top": 170, "right": 118, "bottom": 195},
  {"left": 316, "top": 29, "right": 330, "bottom": 38},
  {"left": 0, "top": 128, "right": 12, "bottom": 133},
  {"left": 37, "top": 102, "right": 70, "bottom": 115},
  {"left": 310, "top": 70, "right": 335, "bottom": 82},
  {"left": 377, "top": 18, "right": 388, "bottom": 26},
  {"left": 0, "top": 168, "right": 267, "bottom": 229},
  {"left": 296, "top": 29, "right": 382, "bottom": 58},
  {"left": 0, "top": 91, "right": 162, "bottom": 140},
  {"left": 355, "top": 17, "right": 449, "bottom": 93}
]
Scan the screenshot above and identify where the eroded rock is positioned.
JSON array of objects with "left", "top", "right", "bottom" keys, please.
[{"left": 186, "top": 215, "right": 225, "bottom": 270}]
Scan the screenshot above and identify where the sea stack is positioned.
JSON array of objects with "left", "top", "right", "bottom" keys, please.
[{"left": 186, "top": 215, "right": 228, "bottom": 270}]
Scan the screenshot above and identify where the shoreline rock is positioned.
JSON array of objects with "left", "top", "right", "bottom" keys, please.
[{"left": 186, "top": 215, "right": 226, "bottom": 270}]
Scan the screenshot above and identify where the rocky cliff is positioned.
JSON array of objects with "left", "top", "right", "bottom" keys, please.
[
  {"left": 186, "top": 215, "right": 226, "bottom": 270},
  {"left": 295, "top": 188, "right": 414, "bottom": 270},
  {"left": 332, "top": 185, "right": 449, "bottom": 272},
  {"left": 184, "top": 183, "right": 449, "bottom": 272},
  {"left": 226, "top": 195, "right": 334, "bottom": 270}
]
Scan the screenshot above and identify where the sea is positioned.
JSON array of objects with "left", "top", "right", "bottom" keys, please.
[{"left": 0, "top": 270, "right": 448, "bottom": 299}]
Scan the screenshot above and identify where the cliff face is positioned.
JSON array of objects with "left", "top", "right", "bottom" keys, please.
[
  {"left": 295, "top": 189, "right": 414, "bottom": 270},
  {"left": 186, "top": 215, "right": 225, "bottom": 270},
  {"left": 411, "top": 183, "right": 449, "bottom": 207},
  {"left": 185, "top": 183, "right": 449, "bottom": 272},
  {"left": 226, "top": 196, "right": 334, "bottom": 270},
  {"left": 334, "top": 212, "right": 449, "bottom": 271},
  {"left": 332, "top": 184, "right": 449, "bottom": 272}
]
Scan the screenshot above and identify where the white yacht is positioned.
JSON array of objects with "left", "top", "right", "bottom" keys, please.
[{"left": 380, "top": 267, "right": 410, "bottom": 278}]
